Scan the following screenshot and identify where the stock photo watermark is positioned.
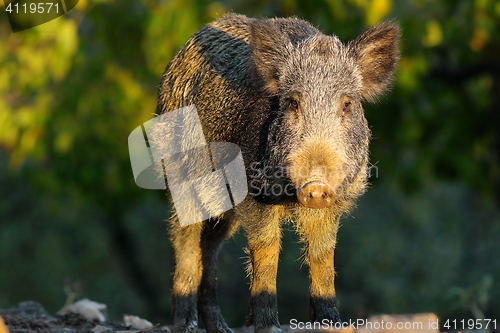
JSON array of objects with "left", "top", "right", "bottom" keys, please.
[
  {"left": 3, "top": 0, "right": 78, "bottom": 32},
  {"left": 128, "top": 105, "right": 379, "bottom": 227},
  {"left": 289, "top": 317, "right": 497, "bottom": 331},
  {"left": 247, "top": 162, "right": 379, "bottom": 198},
  {"left": 128, "top": 105, "right": 247, "bottom": 227}
]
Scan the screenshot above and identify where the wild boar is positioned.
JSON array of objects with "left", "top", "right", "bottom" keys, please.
[{"left": 153, "top": 13, "right": 400, "bottom": 333}]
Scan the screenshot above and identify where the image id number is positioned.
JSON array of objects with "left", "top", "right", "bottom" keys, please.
[
  {"left": 5, "top": 2, "right": 59, "bottom": 14},
  {"left": 443, "top": 319, "right": 497, "bottom": 331}
]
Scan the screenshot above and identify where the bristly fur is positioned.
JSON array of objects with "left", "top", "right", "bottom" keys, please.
[
  {"left": 153, "top": 13, "right": 400, "bottom": 333},
  {"left": 348, "top": 21, "right": 401, "bottom": 102}
]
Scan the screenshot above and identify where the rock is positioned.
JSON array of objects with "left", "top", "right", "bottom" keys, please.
[
  {"left": 57, "top": 298, "right": 107, "bottom": 322},
  {"left": 357, "top": 313, "right": 440, "bottom": 333},
  {"left": 123, "top": 314, "right": 153, "bottom": 330},
  {"left": 0, "top": 300, "right": 50, "bottom": 316}
]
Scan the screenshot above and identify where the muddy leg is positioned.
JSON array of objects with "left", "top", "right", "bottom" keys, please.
[
  {"left": 294, "top": 209, "right": 341, "bottom": 323},
  {"left": 170, "top": 217, "right": 203, "bottom": 333},
  {"left": 198, "top": 214, "right": 238, "bottom": 333},
  {"left": 238, "top": 202, "right": 287, "bottom": 332}
]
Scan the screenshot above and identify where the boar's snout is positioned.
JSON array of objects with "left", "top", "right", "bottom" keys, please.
[{"left": 297, "top": 181, "right": 335, "bottom": 209}]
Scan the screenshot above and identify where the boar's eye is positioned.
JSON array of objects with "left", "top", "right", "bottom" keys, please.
[
  {"left": 342, "top": 101, "right": 351, "bottom": 115},
  {"left": 289, "top": 99, "right": 299, "bottom": 111}
]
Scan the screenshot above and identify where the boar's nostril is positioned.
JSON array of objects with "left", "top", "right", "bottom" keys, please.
[{"left": 297, "top": 181, "right": 335, "bottom": 209}]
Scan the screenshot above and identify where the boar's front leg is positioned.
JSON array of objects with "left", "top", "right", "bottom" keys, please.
[
  {"left": 239, "top": 202, "right": 286, "bottom": 332},
  {"left": 295, "top": 209, "right": 341, "bottom": 323},
  {"left": 198, "top": 214, "right": 238, "bottom": 333},
  {"left": 170, "top": 219, "right": 203, "bottom": 333},
  {"left": 171, "top": 213, "right": 236, "bottom": 333}
]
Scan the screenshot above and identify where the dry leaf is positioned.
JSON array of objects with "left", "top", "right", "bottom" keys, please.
[
  {"left": 0, "top": 316, "right": 9, "bottom": 333},
  {"left": 58, "top": 298, "right": 107, "bottom": 322},
  {"left": 124, "top": 314, "right": 153, "bottom": 330},
  {"left": 92, "top": 325, "right": 111, "bottom": 333}
]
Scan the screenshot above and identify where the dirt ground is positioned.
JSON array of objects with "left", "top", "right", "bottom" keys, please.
[
  {"left": 0, "top": 301, "right": 168, "bottom": 333},
  {"left": 1, "top": 301, "right": 494, "bottom": 333}
]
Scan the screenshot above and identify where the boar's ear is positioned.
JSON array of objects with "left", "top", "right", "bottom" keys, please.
[
  {"left": 349, "top": 22, "right": 400, "bottom": 102},
  {"left": 250, "top": 20, "right": 290, "bottom": 94}
]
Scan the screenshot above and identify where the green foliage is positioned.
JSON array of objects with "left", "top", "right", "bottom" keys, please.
[{"left": 1, "top": 0, "right": 499, "bottom": 325}]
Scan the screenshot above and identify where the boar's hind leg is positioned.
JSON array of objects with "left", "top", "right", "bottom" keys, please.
[
  {"left": 239, "top": 202, "right": 286, "bottom": 332},
  {"left": 295, "top": 209, "right": 341, "bottom": 323},
  {"left": 171, "top": 218, "right": 203, "bottom": 333},
  {"left": 198, "top": 213, "right": 238, "bottom": 333}
]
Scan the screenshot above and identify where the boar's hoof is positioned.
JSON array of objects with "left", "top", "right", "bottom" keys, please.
[
  {"left": 203, "top": 314, "right": 234, "bottom": 333},
  {"left": 206, "top": 324, "right": 234, "bottom": 333},
  {"left": 297, "top": 181, "right": 334, "bottom": 209},
  {"left": 172, "top": 320, "right": 199, "bottom": 333},
  {"left": 253, "top": 326, "right": 281, "bottom": 333}
]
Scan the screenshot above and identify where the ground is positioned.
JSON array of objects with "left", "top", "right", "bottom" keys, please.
[
  {"left": 0, "top": 301, "right": 167, "bottom": 333},
  {"left": 1, "top": 301, "right": 487, "bottom": 333}
]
